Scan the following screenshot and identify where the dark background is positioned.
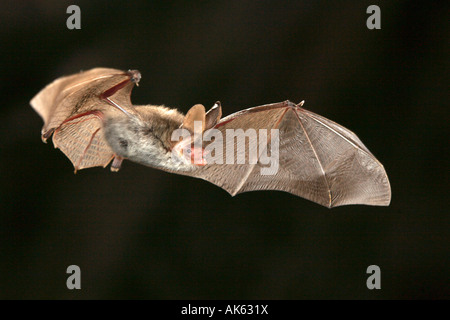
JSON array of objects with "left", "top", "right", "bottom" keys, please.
[{"left": 0, "top": 0, "right": 448, "bottom": 299}]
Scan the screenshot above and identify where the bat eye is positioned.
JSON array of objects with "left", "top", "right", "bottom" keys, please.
[{"left": 119, "top": 138, "right": 128, "bottom": 149}]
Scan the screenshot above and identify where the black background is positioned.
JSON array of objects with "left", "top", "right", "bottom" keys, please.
[{"left": 0, "top": 1, "right": 448, "bottom": 299}]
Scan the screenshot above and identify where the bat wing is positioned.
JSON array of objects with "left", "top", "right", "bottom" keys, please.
[
  {"left": 30, "top": 68, "right": 139, "bottom": 171},
  {"left": 184, "top": 101, "right": 391, "bottom": 207}
]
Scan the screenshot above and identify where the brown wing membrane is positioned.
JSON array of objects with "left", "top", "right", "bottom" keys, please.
[
  {"left": 30, "top": 68, "right": 139, "bottom": 171},
  {"left": 183, "top": 101, "right": 391, "bottom": 207},
  {"left": 52, "top": 111, "right": 114, "bottom": 171}
]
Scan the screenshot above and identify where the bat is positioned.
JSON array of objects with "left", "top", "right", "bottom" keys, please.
[{"left": 30, "top": 68, "right": 391, "bottom": 208}]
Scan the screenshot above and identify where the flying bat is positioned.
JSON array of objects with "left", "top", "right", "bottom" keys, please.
[{"left": 30, "top": 68, "right": 391, "bottom": 208}]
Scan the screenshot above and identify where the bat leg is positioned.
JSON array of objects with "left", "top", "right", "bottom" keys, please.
[{"left": 110, "top": 156, "right": 124, "bottom": 172}]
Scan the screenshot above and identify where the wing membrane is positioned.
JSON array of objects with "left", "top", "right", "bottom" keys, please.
[{"left": 181, "top": 101, "right": 391, "bottom": 207}]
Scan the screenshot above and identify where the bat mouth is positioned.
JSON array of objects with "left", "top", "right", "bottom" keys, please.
[{"left": 172, "top": 139, "right": 207, "bottom": 166}]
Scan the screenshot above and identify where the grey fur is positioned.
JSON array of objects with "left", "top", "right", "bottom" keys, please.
[{"left": 103, "top": 105, "right": 196, "bottom": 172}]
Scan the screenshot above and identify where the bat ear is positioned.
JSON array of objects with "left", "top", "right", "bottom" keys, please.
[
  {"left": 205, "top": 101, "right": 222, "bottom": 130},
  {"left": 181, "top": 104, "right": 206, "bottom": 134}
]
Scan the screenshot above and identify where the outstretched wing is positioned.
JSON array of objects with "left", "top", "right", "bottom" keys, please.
[
  {"left": 183, "top": 101, "right": 391, "bottom": 207},
  {"left": 30, "top": 68, "right": 139, "bottom": 171}
]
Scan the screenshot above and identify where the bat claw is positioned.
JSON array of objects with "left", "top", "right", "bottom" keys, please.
[{"left": 127, "top": 70, "right": 141, "bottom": 85}]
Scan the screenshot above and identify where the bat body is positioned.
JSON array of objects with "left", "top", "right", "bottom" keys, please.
[{"left": 31, "top": 68, "right": 391, "bottom": 208}]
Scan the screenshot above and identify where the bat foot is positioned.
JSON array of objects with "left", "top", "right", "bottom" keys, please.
[
  {"left": 111, "top": 156, "right": 123, "bottom": 172},
  {"left": 41, "top": 129, "right": 54, "bottom": 143}
]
